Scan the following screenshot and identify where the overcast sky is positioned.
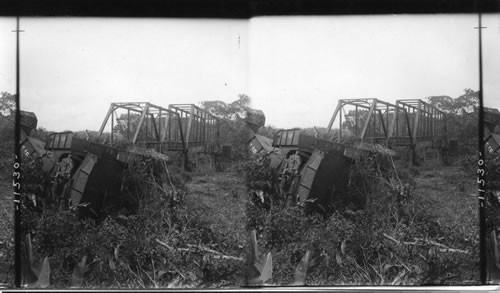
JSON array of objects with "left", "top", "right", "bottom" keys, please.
[{"left": 1, "top": 15, "right": 499, "bottom": 131}]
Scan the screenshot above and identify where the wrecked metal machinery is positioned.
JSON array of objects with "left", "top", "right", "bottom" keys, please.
[
  {"left": 44, "top": 131, "right": 170, "bottom": 215},
  {"left": 245, "top": 108, "right": 266, "bottom": 133},
  {"left": 19, "top": 110, "right": 38, "bottom": 138},
  {"left": 272, "top": 127, "right": 393, "bottom": 210},
  {"left": 19, "top": 111, "right": 47, "bottom": 159},
  {"left": 40, "top": 101, "right": 221, "bottom": 215},
  {"left": 483, "top": 107, "right": 500, "bottom": 282},
  {"left": 270, "top": 128, "right": 371, "bottom": 213},
  {"left": 484, "top": 107, "right": 500, "bottom": 155},
  {"left": 269, "top": 99, "right": 434, "bottom": 213}
]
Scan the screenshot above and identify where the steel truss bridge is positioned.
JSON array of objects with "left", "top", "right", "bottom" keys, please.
[
  {"left": 97, "top": 102, "right": 220, "bottom": 154},
  {"left": 326, "top": 98, "right": 447, "bottom": 149}
]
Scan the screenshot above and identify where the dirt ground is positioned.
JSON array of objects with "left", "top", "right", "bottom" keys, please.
[{"left": 183, "top": 171, "right": 248, "bottom": 287}]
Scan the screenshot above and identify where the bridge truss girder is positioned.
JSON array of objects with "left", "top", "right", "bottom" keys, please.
[
  {"left": 97, "top": 102, "right": 220, "bottom": 154},
  {"left": 326, "top": 98, "right": 446, "bottom": 148},
  {"left": 97, "top": 102, "right": 188, "bottom": 153},
  {"left": 169, "top": 104, "right": 220, "bottom": 153}
]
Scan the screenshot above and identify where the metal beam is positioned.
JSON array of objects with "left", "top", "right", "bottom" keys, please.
[
  {"left": 387, "top": 108, "right": 397, "bottom": 143},
  {"left": 405, "top": 108, "right": 414, "bottom": 147},
  {"left": 97, "top": 103, "right": 115, "bottom": 138},
  {"left": 132, "top": 103, "right": 150, "bottom": 144},
  {"left": 378, "top": 109, "right": 388, "bottom": 140},
  {"left": 360, "top": 99, "right": 377, "bottom": 140},
  {"left": 111, "top": 110, "right": 114, "bottom": 145},
  {"left": 412, "top": 101, "right": 420, "bottom": 141},
  {"left": 185, "top": 104, "right": 194, "bottom": 147},
  {"left": 326, "top": 101, "right": 343, "bottom": 134},
  {"left": 150, "top": 113, "right": 160, "bottom": 143}
]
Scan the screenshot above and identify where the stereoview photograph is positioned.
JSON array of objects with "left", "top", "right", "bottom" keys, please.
[{"left": 1, "top": 14, "right": 500, "bottom": 288}]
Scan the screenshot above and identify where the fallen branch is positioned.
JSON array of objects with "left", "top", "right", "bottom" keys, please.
[
  {"left": 383, "top": 233, "right": 401, "bottom": 245},
  {"left": 414, "top": 238, "right": 469, "bottom": 254},
  {"left": 382, "top": 234, "right": 469, "bottom": 254},
  {"left": 155, "top": 239, "right": 244, "bottom": 261},
  {"left": 186, "top": 244, "right": 244, "bottom": 261},
  {"left": 156, "top": 239, "right": 175, "bottom": 251}
]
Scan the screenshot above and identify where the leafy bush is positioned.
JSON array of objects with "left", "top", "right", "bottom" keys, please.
[
  {"left": 21, "top": 151, "right": 249, "bottom": 288},
  {"left": 242, "top": 151, "right": 478, "bottom": 285}
]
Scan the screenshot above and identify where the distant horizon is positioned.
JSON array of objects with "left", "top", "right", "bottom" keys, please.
[
  {"left": 1, "top": 15, "right": 499, "bottom": 131},
  {"left": 25, "top": 90, "right": 488, "bottom": 134}
]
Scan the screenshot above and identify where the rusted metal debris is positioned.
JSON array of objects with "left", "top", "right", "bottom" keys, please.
[
  {"left": 41, "top": 131, "right": 167, "bottom": 214},
  {"left": 266, "top": 129, "right": 359, "bottom": 212},
  {"left": 248, "top": 98, "right": 448, "bottom": 214},
  {"left": 19, "top": 101, "right": 224, "bottom": 218},
  {"left": 244, "top": 108, "right": 266, "bottom": 133},
  {"left": 484, "top": 106, "right": 500, "bottom": 154}
]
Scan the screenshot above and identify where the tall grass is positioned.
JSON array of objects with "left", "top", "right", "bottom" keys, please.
[{"left": 243, "top": 152, "right": 479, "bottom": 285}]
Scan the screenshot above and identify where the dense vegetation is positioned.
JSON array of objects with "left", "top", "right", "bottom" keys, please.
[
  {"left": 0, "top": 89, "right": 493, "bottom": 288},
  {"left": 240, "top": 150, "right": 479, "bottom": 285}
]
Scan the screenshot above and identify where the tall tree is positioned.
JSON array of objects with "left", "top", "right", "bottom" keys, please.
[
  {"left": 199, "top": 94, "right": 253, "bottom": 160},
  {"left": 427, "top": 89, "right": 479, "bottom": 150},
  {"left": 0, "top": 92, "right": 16, "bottom": 117},
  {"left": 200, "top": 94, "right": 251, "bottom": 120},
  {"left": 427, "top": 89, "right": 479, "bottom": 115},
  {"left": 0, "top": 92, "right": 16, "bottom": 177}
]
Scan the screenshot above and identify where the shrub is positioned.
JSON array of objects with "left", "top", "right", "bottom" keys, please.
[
  {"left": 21, "top": 149, "right": 251, "bottom": 288},
  {"left": 243, "top": 150, "right": 477, "bottom": 285}
]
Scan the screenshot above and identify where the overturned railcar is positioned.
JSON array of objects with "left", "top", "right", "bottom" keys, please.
[
  {"left": 266, "top": 123, "right": 398, "bottom": 214},
  {"left": 270, "top": 129, "right": 364, "bottom": 213},
  {"left": 44, "top": 132, "right": 151, "bottom": 217},
  {"left": 36, "top": 101, "right": 221, "bottom": 217}
]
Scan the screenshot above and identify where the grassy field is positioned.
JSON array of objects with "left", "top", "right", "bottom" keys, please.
[
  {"left": 241, "top": 154, "right": 481, "bottom": 286},
  {"left": 411, "top": 165, "right": 479, "bottom": 284},
  {"left": 0, "top": 178, "right": 14, "bottom": 288},
  {"left": 1, "top": 157, "right": 481, "bottom": 288},
  {"left": 182, "top": 172, "right": 248, "bottom": 287}
]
